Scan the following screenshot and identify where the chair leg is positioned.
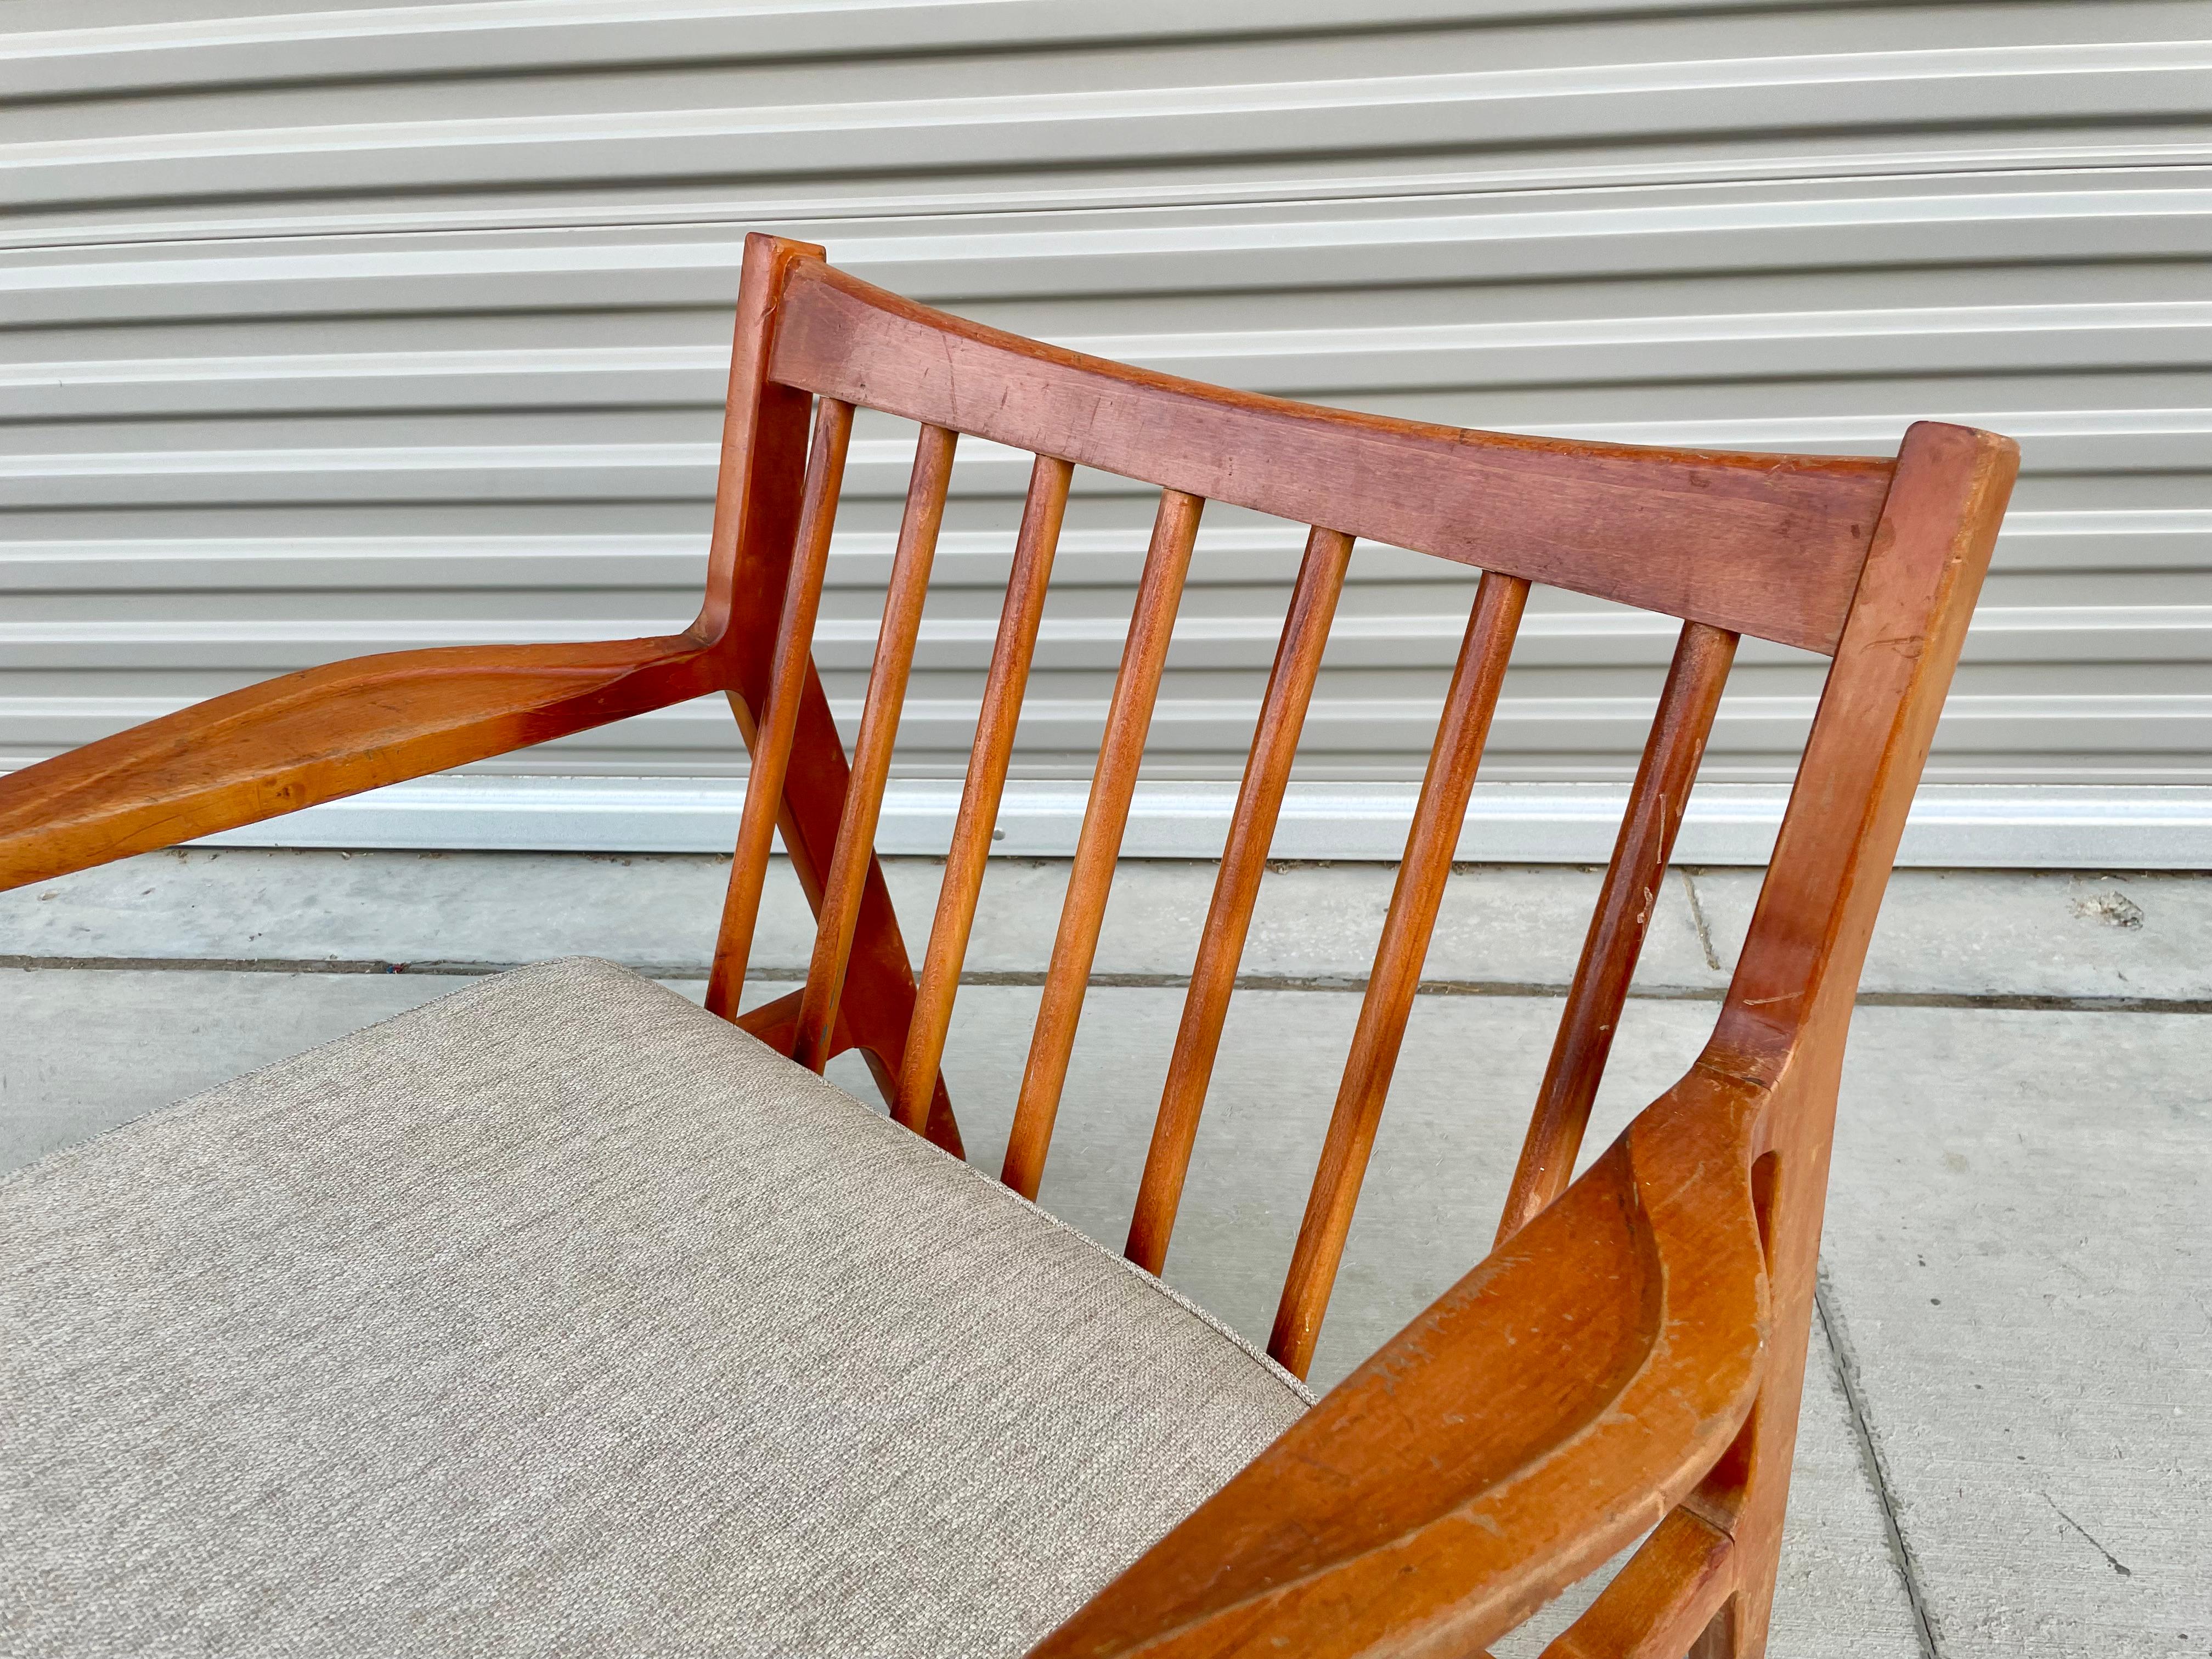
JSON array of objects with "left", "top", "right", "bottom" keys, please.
[
  {"left": 1691, "top": 1099, "right": 1838, "bottom": 1657},
  {"left": 1712, "top": 1310, "right": 1818, "bottom": 1656},
  {"left": 1676, "top": 1339, "right": 1805, "bottom": 1657},
  {"left": 1690, "top": 1385, "right": 1796, "bottom": 1656}
]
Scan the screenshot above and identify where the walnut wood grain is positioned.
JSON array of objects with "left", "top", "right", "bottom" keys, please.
[
  {"left": 1124, "top": 525, "right": 1352, "bottom": 1275},
  {"left": 1269, "top": 570, "right": 1529, "bottom": 1379},
  {"left": 894, "top": 454, "right": 1073, "bottom": 1134},
  {"left": 1496, "top": 619, "right": 1739, "bottom": 1244},
  {"left": 720, "top": 662, "right": 963, "bottom": 1157},
  {"left": 688, "top": 235, "right": 960, "bottom": 1149},
  {"left": 0, "top": 634, "right": 721, "bottom": 893},
  {"left": 793, "top": 422, "right": 956, "bottom": 1073},
  {"left": 695, "top": 233, "right": 823, "bottom": 651},
  {"left": 1034, "top": 1065, "right": 1770, "bottom": 1659},
  {"left": 1685, "top": 421, "right": 2018, "bottom": 1653},
  {"left": 705, "top": 395, "right": 853, "bottom": 1019},
  {"left": 1541, "top": 1505, "right": 1739, "bottom": 1659},
  {"left": 0, "top": 227, "right": 2016, "bottom": 1657},
  {"left": 1001, "top": 488, "right": 1203, "bottom": 1201},
  {"left": 770, "top": 259, "right": 1892, "bottom": 654},
  {"left": 1715, "top": 424, "right": 2020, "bottom": 1082}
]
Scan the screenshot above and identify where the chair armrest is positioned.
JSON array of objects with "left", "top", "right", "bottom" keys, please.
[
  {"left": 0, "top": 633, "right": 723, "bottom": 891},
  {"left": 1036, "top": 1066, "right": 1772, "bottom": 1659}
]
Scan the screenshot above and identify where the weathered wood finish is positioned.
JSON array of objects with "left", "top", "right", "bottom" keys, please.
[
  {"left": 0, "top": 635, "right": 720, "bottom": 891},
  {"left": 1543, "top": 1506, "right": 1739, "bottom": 1659},
  {"left": 1038, "top": 1067, "right": 1772, "bottom": 1659},
  {"left": 1001, "top": 488, "right": 1204, "bottom": 1202},
  {"left": 0, "top": 232, "right": 2017, "bottom": 1659},
  {"left": 1496, "top": 620, "right": 1739, "bottom": 1244}
]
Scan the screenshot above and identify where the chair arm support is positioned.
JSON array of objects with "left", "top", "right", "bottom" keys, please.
[
  {"left": 0, "top": 633, "right": 725, "bottom": 892},
  {"left": 1036, "top": 1067, "right": 1772, "bottom": 1659}
]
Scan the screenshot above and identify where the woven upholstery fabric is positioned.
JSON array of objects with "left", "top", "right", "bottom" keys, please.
[{"left": 1, "top": 957, "right": 1309, "bottom": 1658}]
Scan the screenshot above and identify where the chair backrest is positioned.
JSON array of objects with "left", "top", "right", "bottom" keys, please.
[{"left": 699, "top": 234, "right": 2016, "bottom": 1381}]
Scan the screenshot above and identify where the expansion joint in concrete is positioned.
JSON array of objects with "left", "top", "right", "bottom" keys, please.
[
  {"left": 6, "top": 956, "right": 2211, "bottom": 1016},
  {"left": 1815, "top": 1263, "right": 1942, "bottom": 1659},
  {"left": 1681, "top": 867, "right": 1725, "bottom": 973}
]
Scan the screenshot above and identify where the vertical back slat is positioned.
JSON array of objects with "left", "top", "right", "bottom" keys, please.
[
  {"left": 1124, "top": 526, "right": 1354, "bottom": 1273},
  {"left": 791, "top": 422, "right": 958, "bottom": 1071},
  {"left": 705, "top": 396, "right": 854, "bottom": 1020},
  {"left": 1495, "top": 620, "right": 1739, "bottom": 1243},
  {"left": 1268, "top": 569, "right": 1531, "bottom": 1378},
  {"left": 891, "top": 454, "right": 1075, "bottom": 1133},
  {"left": 1000, "top": 488, "right": 1204, "bottom": 1199}
]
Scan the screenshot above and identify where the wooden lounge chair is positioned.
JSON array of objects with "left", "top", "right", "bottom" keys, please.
[{"left": 0, "top": 235, "right": 2015, "bottom": 1657}]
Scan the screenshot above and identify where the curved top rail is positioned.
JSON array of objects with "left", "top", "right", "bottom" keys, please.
[{"left": 768, "top": 258, "right": 1895, "bottom": 654}]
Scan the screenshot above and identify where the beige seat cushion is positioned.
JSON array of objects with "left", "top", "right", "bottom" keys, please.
[{"left": 1, "top": 957, "right": 1308, "bottom": 1658}]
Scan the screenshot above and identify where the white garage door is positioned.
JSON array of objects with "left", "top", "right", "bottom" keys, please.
[{"left": 4, "top": 1, "right": 2208, "bottom": 863}]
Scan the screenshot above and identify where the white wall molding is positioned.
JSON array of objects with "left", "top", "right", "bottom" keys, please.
[{"left": 170, "top": 776, "right": 2212, "bottom": 870}]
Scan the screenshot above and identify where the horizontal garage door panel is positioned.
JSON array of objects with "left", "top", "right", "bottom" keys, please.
[{"left": 3, "top": 0, "right": 2207, "bottom": 806}]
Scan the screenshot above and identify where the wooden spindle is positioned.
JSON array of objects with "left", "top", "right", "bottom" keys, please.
[
  {"left": 1124, "top": 526, "right": 1353, "bottom": 1273},
  {"left": 704, "top": 397, "right": 854, "bottom": 1020},
  {"left": 892, "top": 455, "right": 1074, "bottom": 1133},
  {"left": 1496, "top": 620, "right": 1738, "bottom": 1243},
  {"left": 791, "top": 423, "right": 957, "bottom": 1071},
  {"left": 1000, "top": 488, "right": 1203, "bottom": 1200},
  {"left": 1268, "top": 570, "right": 1530, "bottom": 1378}
]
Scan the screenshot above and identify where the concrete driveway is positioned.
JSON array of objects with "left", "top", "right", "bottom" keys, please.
[{"left": 5, "top": 849, "right": 2206, "bottom": 1657}]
